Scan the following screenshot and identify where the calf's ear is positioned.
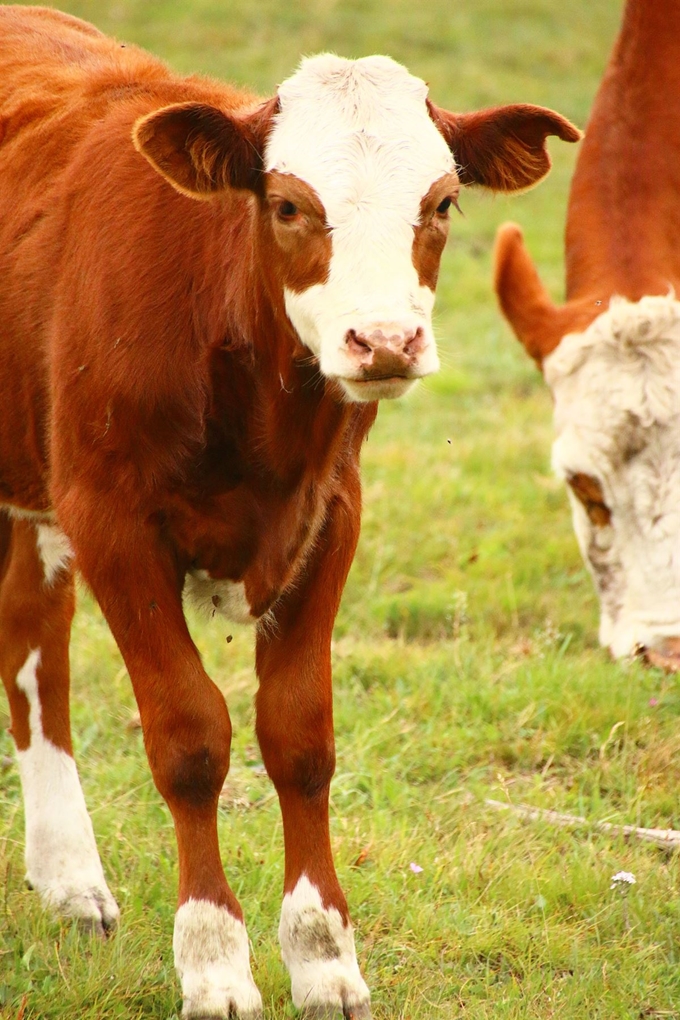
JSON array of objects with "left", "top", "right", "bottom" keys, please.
[
  {"left": 428, "top": 101, "right": 581, "bottom": 191},
  {"left": 133, "top": 97, "right": 278, "bottom": 199}
]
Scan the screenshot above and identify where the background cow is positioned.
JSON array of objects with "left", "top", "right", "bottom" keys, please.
[
  {"left": 0, "top": 6, "right": 577, "bottom": 1018},
  {"left": 494, "top": 0, "right": 680, "bottom": 671}
]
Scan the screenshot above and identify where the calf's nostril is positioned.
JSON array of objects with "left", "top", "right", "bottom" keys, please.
[
  {"left": 345, "top": 329, "right": 373, "bottom": 355},
  {"left": 403, "top": 326, "right": 424, "bottom": 353}
]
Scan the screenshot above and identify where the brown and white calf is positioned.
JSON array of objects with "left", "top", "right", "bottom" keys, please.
[
  {"left": 494, "top": 0, "right": 680, "bottom": 672},
  {"left": 0, "top": 6, "right": 578, "bottom": 1017}
]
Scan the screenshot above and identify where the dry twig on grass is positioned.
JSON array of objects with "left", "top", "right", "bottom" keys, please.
[{"left": 485, "top": 798, "right": 680, "bottom": 850}]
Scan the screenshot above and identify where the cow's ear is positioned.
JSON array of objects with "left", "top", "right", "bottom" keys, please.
[
  {"left": 132, "top": 97, "right": 278, "bottom": 199},
  {"left": 428, "top": 101, "right": 581, "bottom": 192}
]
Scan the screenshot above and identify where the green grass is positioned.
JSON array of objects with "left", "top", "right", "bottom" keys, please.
[{"left": 5, "top": 1, "right": 680, "bottom": 1018}]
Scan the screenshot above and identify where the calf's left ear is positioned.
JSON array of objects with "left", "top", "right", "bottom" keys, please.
[
  {"left": 133, "top": 97, "right": 279, "bottom": 199},
  {"left": 428, "top": 101, "right": 581, "bottom": 191}
]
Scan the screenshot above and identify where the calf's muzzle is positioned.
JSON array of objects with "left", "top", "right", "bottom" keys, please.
[{"left": 345, "top": 326, "right": 426, "bottom": 379}]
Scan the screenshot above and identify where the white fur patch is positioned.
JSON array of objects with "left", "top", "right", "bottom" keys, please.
[
  {"left": 183, "top": 569, "right": 255, "bottom": 625},
  {"left": 267, "top": 55, "right": 449, "bottom": 392},
  {"left": 15, "top": 649, "right": 119, "bottom": 930},
  {"left": 2, "top": 505, "right": 54, "bottom": 522},
  {"left": 279, "top": 875, "right": 370, "bottom": 1012},
  {"left": 544, "top": 295, "right": 680, "bottom": 657},
  {"left": 173, "top": 899, "right": 262, "bottom": 1018},
  {"left": 35, "top": 523, "right": 74, "bottom": 585}
]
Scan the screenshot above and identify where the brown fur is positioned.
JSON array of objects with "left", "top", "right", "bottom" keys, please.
[
  {"left": 493, "top": 223, "right": 599, "bottom": 364},
  {"left": 413, "top": 172, "right": 462, "bottom": 288},
  {"left": 0, "top": 519, "right": 75, "bottom": 754},
  {"left": 263, "top": 172, "right": 333, "bottom": 293},
  {"left": 494, "top": 0, "right": 680, "bottom": 363},
  {"left": 429, "top": 101, "right": 580, "bottom": 191}
]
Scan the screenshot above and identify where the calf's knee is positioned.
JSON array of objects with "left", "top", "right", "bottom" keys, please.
[
  {"left": 145, "top": 694, "right": 233, "bottom": 810},
  {"left": 257, "top": 726, "right": 336, "bottom": 798}
]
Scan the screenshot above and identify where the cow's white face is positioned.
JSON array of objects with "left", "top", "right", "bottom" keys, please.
[
  {"left": 544, "top": 295, "right": 680, "bottom": 664},
  {"left": 264, "top": 55, "right": 455, "bottom": 402}
]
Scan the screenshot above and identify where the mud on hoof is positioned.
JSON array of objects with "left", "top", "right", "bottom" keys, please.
[
  {"left": 175, "top": 899, "right": 262, "bottom": 1020},
  {"left": 187, "top": 1012, "right": 262, "bottom": 1020},
  {"left": 182, "top": 995, "right": 263, "bottom": 1019},
  {"left": 34, "top": 879, "right": 120, "bottom": 937},
  {"left": 300, "top": 1004, "right": 372, "bottom": 1019},
  {"left": 71, "top": 889, "right": 120, "bottom": 937},
  {"left": 280, "top": 878, "right": 371, "bottom": 1020}
]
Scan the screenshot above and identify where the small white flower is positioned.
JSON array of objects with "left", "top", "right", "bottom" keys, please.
[{"left": 610, "top": 871, "right": 636, "bottom": 890}]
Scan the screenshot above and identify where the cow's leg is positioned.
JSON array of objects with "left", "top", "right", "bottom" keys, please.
[
  {"left": 65, "top": 508, "right": 261, "bottom": 1019},
  {"left": 255, "top": 495, "right": 371, "bottom": 1020},
  {"left": 0, "top": 515, "right": 119, "bottom": 932}
]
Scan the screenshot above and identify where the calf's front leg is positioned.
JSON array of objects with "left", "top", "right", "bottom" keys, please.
[
  {"left": 65, "top": 506, "right": 262, "bottom": 1019},
  {"left": 255, "top": 494, "right": 371, "bottom": 1020}
]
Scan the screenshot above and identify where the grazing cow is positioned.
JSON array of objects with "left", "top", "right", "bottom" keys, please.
[
  {"left": 0, "top": 6, "right": 578, "bottom": 1017},
  {"left": 494, "top": 0, "right": 680, "bottom": 672}
]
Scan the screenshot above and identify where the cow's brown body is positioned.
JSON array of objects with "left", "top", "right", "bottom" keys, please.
[
  {"left": 495, "top": 0, "right": 680, "bottom": 355},
  {"left": 566, "top": 0, "right": 680, "bottom": 303}
]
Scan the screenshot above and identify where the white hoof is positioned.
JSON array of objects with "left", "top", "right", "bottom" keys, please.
[
  {"left": 174, "top": 899, "right": 263, "bottom": 1019},
  {"left": 279, "top": 877, "right": 370, "bottom": 1016}
]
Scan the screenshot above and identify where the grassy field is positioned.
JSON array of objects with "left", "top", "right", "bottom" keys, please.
[{"left": 3, "top": 0, "right": 680, "bottom": 1017}]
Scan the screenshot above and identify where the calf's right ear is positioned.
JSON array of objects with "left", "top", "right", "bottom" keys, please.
[{"left": 132, "top": 97, "right": 278, "bottom": 199}]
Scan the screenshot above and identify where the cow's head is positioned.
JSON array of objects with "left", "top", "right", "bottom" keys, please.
[
  {"left": 494, "top": 225, "right": 680, "bottom": 670},
  {"left": 546, "top": 296, "right": 680, "bottom": 670},
  {"left": 134, "top": 55, "right": 578, "bottom": 402}
]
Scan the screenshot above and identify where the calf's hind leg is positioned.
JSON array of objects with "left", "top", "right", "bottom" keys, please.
[{"left": 0, "top": 514, "right": 119, "bottom": 933}]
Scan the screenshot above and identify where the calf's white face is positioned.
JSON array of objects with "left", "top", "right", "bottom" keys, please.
[
  {"left": 544, "top": 295, "right": 680, "bottom": 665},
  {"left": 265, "top": 54, "right": 453, "bottom": 402},
  {"left": 134, "top": 52, "right": 579, "bottom": 403}
]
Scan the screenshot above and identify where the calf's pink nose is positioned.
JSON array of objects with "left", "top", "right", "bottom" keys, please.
[{"left": 345, "top": 326, "right": 424, "bottom": 359}]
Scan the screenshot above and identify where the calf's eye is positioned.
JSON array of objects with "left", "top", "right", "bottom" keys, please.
[
  {"left": 277, "top": 200, "right": 299, "bottom": 221},
  {"left": 436, "top": 197, "right": 452, "bottom": 215}
]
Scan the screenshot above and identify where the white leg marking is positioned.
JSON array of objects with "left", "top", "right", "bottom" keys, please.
[
  {"left": 174, "top": 899, "right": 263, "bottom": 1018},
  {"left": 279, "top": 876, "right": 370, "bottom": 1012},
  {"left": 35, "top": 524, "right": 74, "bottom": 585},
  {"left": 15, "top": 649, "right": 119, "bottom": 931}
]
